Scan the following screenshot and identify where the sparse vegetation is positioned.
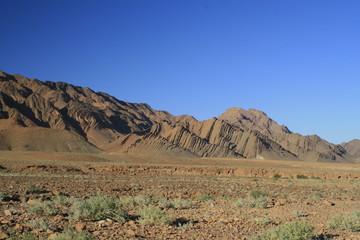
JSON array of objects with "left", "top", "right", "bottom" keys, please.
[
  {"left": 293, "top": 210, "right": 307, "bottom": 218},
  {"left": 253, "top": 217, "right": 272, "bottom": 225},
  {"left": 235, "top": 196, "right": 269, "bottom": 209},
  {"left": 28, "top": 200, "right": 59, "bottom": 216},
  {"left": 248, "top": 190, "right": 268, "bottom": 199},
  {"left": 28, "top": 219, "right": 52, "bottom": 230},
  {"left": 54, "top": 228, "right": 95, "bottom": 240},
  {"left": 138, "top": 206, "right": 172, "bottom": 226},
  {"left": 296, "top": 175, "right": 309, "bottom": 179},
  {"left": 71, "top": 194, "right": 128, "bottom": 222},
  {"left": 0, "top": 192, "right": 6, "bottom": 201},
  {"left": 252, "top": 221, "right": 315, "bottom": 240},
  {"left": 171, "top": 199, "right": 195, "bottom": 209},
  {"left": 199, "top": 195, "right": 214, "bottom": 202},
  {"left": 328, "top": 211, "right": 360, "bottom": 232},
  {"left": 26, "top": 184, "right": 44, "bottom": 194},
  {"left": 273, "top": 174, "right": 281, "bottom": 180}
]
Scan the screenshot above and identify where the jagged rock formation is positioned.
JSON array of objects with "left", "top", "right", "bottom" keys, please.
[
  {"left": 218, "top": 107, "right": 291, "bottom": 135},
  {"left": 218, "top": 107, "right": 350, "bottom": 162},
  {"left": 341, "top": 139, "right": 360, "bottom": 158},
  {"left": 0, "top": 71, "right": 353, "bottom": 162}
]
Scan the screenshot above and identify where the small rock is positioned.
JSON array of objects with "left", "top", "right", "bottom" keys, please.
[
  {"left": 48, "top": 233, "right": 59, "bottom": 239},
  {"left": 127, "top": 220, "right": 136, "bottom": 226},
  {"left": 323, "top": 200, "right": 335, "bottom": 206},
  {"left": 92, "top": 231, "right": 101, "bottom": 236},
  {"left": 0, "top": 231, "right": 9, "bottom": 240},
  {"left": 4, "top": 210, "right": 12, "bottom": 216},
  {"left": 127, "top": 230, "right": 136, "bottom": 236},
  {"left": 75, "top": 222, "right": 86, "bottom": 232},
  {"left": 27, "top": 199, "right": 37, "bottom": 205}
]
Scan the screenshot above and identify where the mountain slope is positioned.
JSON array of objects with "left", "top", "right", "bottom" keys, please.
[
  {"left": 0, "top": 71, "right": 353, "bottom": 162},
  {"left": 341, "top": 139, "right": 360, "bottom": 158}
]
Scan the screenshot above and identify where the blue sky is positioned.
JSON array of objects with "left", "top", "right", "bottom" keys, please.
[{"left": 1, "top": 0, "right": 359, "bottom": 144}]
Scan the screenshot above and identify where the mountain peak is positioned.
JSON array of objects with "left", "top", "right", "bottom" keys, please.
[{"left": 218, "top": 107, "right": 292, "bottom": 135}]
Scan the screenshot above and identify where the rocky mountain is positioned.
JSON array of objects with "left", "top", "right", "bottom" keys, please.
[
  {"left": 0, "top": 71, "right": 353, "bottom": 162},
  {"left": 341, "top": 139, "right": 360, "bottom": 158},
  {"left": 218, "top": 107, "right": 291, "bottom": 135}
]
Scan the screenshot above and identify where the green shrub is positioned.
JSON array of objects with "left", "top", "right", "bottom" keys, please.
[
  {"left": 28, "top": 219, "right": 52, "bottom": 230},
  {"left": 171, "top": 199, "right": 195, "bottom": 209},
  {"left": 273, "top": 174, "right": 281, "bottom": 180},
  {"left": 328, "top": 211, "right": 360, "bottom": 232},
  {"left": 70, "top": 194, "right": 127, "bottom": 222},
  {"left": 248, "top": 190, "right": 268, "bottom": 199},
  {"left": 26, "top": 184, "right": 43, "bottom": 194},
  {"left": 138, "top": 206, "right": 172, "bottom": 226},
  {"left": 235, "top": 196, "right": 269, "bottom": 209},
  {"left": 29, "top": 200, "right": 59, "bottom": 216},
  {"left": 296, "top": 175, "right": 309, "bottom": 179},
  {"left": 199, "top": 195, "right": 214, "bottom": 202},
  {"left": 134, "top": 194, "right": 152, "bottom": 205},
  {"left": 0, "top": 192, "right": 6, "bottom": 201},
  {"left": 54, "top": 228, "right": 95, "bottom": 240},
  {"left": 293, "top": 210, "right": 307, "bottom": 218},
  {"left": 252, "top": 221, "right": 315, "bottom": 240},
  {"left": 253, "top": 217, "right": 272, "bottom": 225},
  {"left": 8, "top": 233, "right": 37, "bottom": 240}
]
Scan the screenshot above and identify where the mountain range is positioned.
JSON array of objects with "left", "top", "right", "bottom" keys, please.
[{"left": 0, "top": 71, "right": 358, "bottom": 162}]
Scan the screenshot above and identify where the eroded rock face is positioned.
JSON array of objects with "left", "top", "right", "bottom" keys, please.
[{"left": 0, "top": 71, "right": 353, "bottom": 162}]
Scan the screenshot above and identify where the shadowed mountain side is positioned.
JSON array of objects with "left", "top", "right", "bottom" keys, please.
[{"left": 341, "top": 139, "right": 360, "bottom": 158}]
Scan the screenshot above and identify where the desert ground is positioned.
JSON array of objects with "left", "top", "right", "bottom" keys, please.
[{"left": 1, "top": 151, "right": 360, "bottom": 239}]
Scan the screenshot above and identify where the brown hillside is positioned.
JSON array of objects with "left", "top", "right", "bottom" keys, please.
[
  {"left": 0, "top": 71, "right": 353, "bottom": 162},
  {"left": 341, "top": 139, "right": 360, "bottom": 157}
]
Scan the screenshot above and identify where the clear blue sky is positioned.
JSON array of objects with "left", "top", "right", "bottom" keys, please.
[{"left": 1, "top": 0, "right": 359, "bottom": 144}]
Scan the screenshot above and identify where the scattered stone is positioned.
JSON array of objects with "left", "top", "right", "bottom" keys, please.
[
  {"left": 75, "top": 222, "right": 86, "bottom": 232},
  {"left": 0, "top": 231, "right": 9, "bottom": 240},
  {"left": 92, "top": 231, "right": 101, "bottom": 236},
  {"left": 127, "top": 229, "right": 136, "bottom": 236},
  {"left": 323, "top": 200, "right": 335, "bottom": 206},
  {"left": 48, "top": 233, "right": 59, "bottom": 239},
  {"left": 27, "top": 199, "right": 38, "bottom": 205},
  {"left": 4, "top": 210, "right": 12, "bottom": 216}
]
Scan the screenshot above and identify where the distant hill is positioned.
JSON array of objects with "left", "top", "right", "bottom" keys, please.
[
  {"left": 0, "top": 71, "right": 353, "bottom": 162},
  {"left": 341, "top": 139, "right": 360, "bottom": 158}
]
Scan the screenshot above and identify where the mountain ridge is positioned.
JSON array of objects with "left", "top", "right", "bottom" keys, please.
[{"left": 0, "top": 71, "right": 353, "bottom": 162}]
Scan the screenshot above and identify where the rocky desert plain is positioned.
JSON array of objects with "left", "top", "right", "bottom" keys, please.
[{"left": 1, "top": 71, "right": 360, "bottom": 239}]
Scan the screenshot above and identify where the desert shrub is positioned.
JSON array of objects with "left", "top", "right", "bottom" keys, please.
[
  {"left": 328, "top": 211, "right": 360, "bottom": 232},
  {"left": 118, "top": 196, "right": 136, "bottom": 207},
  {"left": 296, "top": 175, "right": 309, "bottom": 179},
  {"left": 134, "top": 194, "right": 152, "bottom": 205},
  {"left": 54, "top": 228, "right": 95, "bottom": 240},
  {"left": 70, "top": 194, "right": 127, "bottom": 222},
  {"left": 248, "top": 190, "right": 268, "bottom": 199},
  {"left": 26, "top": 184, "right": 43, "bottom": 194},
  {"left": 8, "top": 233, "right": 37, "bottom": 240},
  {"left": 0, "top": 192, "right": 6, "bottom": 201},
  {"left": 29, "top": 200, "right": 59, "bottom": 216},
  {"left": 28, "top": 219, "right": 52, "bottom": 230},
  {"left": 253, "top": 217, "right": 272, "bottom": 225},
  {"left": 311, "top": 192, "right": 323, "bottom": 199},
  {"left": 138, "top": 206, "right": 172, "bottom": 226},
  {"left": 252, "top": 221, "right": 315, "bottom": 240},
  {"left": 293, "top": 210, "right": 307, "bottom": 218},
  {"left": 0, "top": 165, "right": 6, "bottom": 170},
  {"left": 235, "top": 196, "right": 269, "bottom": 209},
  {"left": 199, "top": 195, "right": 214, "bottom": 202},
  {"left": 151, "top": 196, "right": 173, "bottom": 208},
  {"left": 273, "top": 174, "right": 281, "bottom": 180},
  {"left": 171, "top": 199, "right": 195, "bottom": 209}
]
